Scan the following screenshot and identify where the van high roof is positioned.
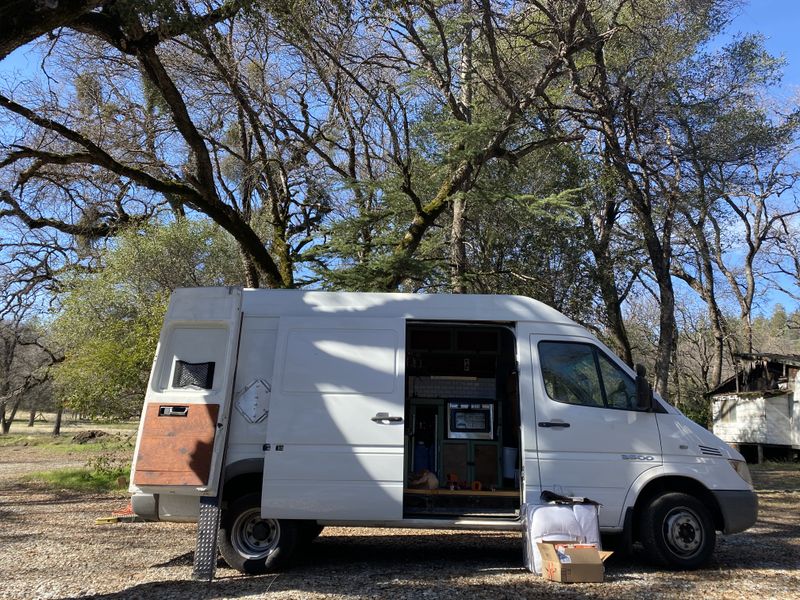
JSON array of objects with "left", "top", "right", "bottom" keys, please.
[{"left": 236, "top": 288, "right": 579, "bottom": 325}]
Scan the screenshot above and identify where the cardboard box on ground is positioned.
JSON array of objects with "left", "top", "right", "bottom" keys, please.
[
  {"left": 522, "top": 494, "right": 612, "bottom": 581},
  {"left": 537, "top": 541, "right": 614, "bottom": 583}
]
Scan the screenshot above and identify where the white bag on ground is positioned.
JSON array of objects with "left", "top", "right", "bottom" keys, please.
[
  {"left": 572, "top": 503, "right": 601, "bottom": 548},
  {"left": 522, "top": 500, "right": 602, "bottom": 574}
]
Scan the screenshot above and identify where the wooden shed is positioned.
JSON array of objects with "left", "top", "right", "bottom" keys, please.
[{"left": 708, "top": 352, "right": 800, "bottom": 463}]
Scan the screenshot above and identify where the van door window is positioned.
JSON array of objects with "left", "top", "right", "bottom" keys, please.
[
  {"left": 597, "top": 353, "right": 637, "bottom": 410},
  {"left": 539, "top": 341, "right": 640, "bottom": 411},
  {"left": 539, "top": 342, "right": 603, "bottom": 407}
]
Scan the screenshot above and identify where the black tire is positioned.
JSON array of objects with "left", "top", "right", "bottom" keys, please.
[
  {"left": 218, "top": 493, "right": 299, "bottom": 574},
  {"left": 639, "top": 492, "right": 716, "bottom": 570}
]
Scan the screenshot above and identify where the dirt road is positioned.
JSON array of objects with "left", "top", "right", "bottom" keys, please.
[{"left": 0, "top": 444, "right": 798, "bottom": 600}]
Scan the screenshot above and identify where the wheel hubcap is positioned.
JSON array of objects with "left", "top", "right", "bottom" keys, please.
[
  {"left": 664, "top": 507, "right": 703, "bottom": 557},
  {"left": 231, "top": 509, "right": 280, "bottom": 560}
]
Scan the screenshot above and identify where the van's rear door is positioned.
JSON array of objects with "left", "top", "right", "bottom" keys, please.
[
  {"left": 131, "top": 287, "right": 243, "bottom": 496},
  {"left": 262, "top": 317, "right": 406, "bottom": 521}
]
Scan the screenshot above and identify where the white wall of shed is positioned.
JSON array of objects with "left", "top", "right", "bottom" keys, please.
[
  {"left": 712, "top": 395, "right": 767, "bottom": 444},
  {"left": 712, "top": 393, "right": 798, "bottom": 447}
]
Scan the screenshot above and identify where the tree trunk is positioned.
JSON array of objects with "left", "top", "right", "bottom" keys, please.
[
  {"left": 654, "top": 275, "right": 676, "bottom": 398},
  {"left": 742, "top": 313, "right": 754, "bottom": 354},
  {"left": 450, "top": 195, "right": 468, "bottom": 293},
  {"left": 240, "top": 248, "right": 260, "bottom": 288},
  {"left": 1, "top": 393, "right": 22, "bottom": 434},
  {"left": 618, "top": 170, "right": 676, "bottom": 398},
  {"left": 1, "top": 403, "right": 11, "bottom": 434},
  {"left": 53, "top": 406, "right": 64, "bottom": 436},
  {"left": 0, "top": 0, "right": 107, "bottom": 60},
  {"left": 677, "top": 217, "right": 728, "bottom": 391},
  {"left": 597, "top": 274, "right": 633, "bottom": 366},
  {"left": 584, "top": 206, "right": 634, "bottom": 366},
  {"left": 272, "top": 228, "right": 295, "bottom": 288},
  {"left": 28, "top": 406, "right": 36, "bottom": 427},
  {"left": 450, "top": 0, "right": 473, "bottom": 294},
  {"left": 708, "top": 306, "right": 725, "bottom": 389},
  {"left": 670, "top": 342, "right": 682, "bottom": 413},
  {"left": 698, "top": 238, "right": 726, "bottom": 390}
]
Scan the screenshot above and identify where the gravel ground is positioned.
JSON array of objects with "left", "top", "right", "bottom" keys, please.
[{"left": 0, "top": 446, "right": 798, "bottom": 600}]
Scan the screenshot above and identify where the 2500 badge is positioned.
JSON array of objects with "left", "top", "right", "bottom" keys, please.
[{"left": 621, "top": 454, "right": 656, "bottom": 461}]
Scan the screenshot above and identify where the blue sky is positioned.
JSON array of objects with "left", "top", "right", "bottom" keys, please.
[
  {"left": 732, "top": 0, "right": 800, "bottom": 95},
  {"left": 720, "top": 1, "right": 800, "bottom": 314}
]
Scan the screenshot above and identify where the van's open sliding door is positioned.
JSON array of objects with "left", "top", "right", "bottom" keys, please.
[{"left": 261, "top": 317, "right": 406, "bottom": 521}]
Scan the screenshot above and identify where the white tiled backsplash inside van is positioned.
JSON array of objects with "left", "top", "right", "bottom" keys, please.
[{"left": 410, "top": 376, "right": 495, "bottom": 399}]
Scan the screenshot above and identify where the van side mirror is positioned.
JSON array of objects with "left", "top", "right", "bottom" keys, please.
[{"left": 635, "top": 364, "right": 653, "bottom": 411}]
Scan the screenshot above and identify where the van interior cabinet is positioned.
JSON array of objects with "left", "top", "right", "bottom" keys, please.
[
  {"left": 441, "top": 440, "right": 469, "bottom": 483},
  {"left": 473, "top": 443, "right": 499, "bottom": 488},
  {"left": 440, "top": 441, "right": 499, "bottom": 489}
]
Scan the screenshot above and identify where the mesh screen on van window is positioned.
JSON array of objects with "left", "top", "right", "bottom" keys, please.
[{"left": 172, "top": 360, "right": 215, "bottom": 389}]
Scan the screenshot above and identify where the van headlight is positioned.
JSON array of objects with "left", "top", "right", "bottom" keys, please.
[{"left": 729, "top": 459, "right": 752, "bottom": 485}]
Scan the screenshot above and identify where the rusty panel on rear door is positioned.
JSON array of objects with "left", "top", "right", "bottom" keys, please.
[{"left": 133, "top": 403, "right": 220, "bottom": 486}]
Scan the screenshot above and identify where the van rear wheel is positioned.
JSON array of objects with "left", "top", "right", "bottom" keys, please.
[
  {"left": 219, "top": 493, "right": 299, "bottom": 574},
  {"left": 639, "top": 492, "right": 715, "bottom": 570}
]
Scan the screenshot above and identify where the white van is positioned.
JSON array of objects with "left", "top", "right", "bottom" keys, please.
[{"left": 129, "top": 287, "right": 757, "bottom": 574}]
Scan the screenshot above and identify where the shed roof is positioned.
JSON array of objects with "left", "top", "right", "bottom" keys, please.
[
  {"left": 706, "top": 352, "right": 800, "bottom": 397},
  {"left": 734, "top": 352, "right": 800, "bottom": 368}
]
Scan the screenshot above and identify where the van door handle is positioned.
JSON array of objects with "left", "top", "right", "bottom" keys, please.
[
  {"left": 159, "top": 405, "right": 188, "bottom": 417},
  {"left": 538, "top": 421, "right": 570, "bottom": 428},
  {"left": 372, "top": 412, "right": 403, "bottom": 424}
]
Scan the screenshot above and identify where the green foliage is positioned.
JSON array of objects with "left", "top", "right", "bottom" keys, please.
[
  {"left": 52, "top": 220, "right": 244, "bottom": 418},
  {"left": 23, "top": 465, "right": 130, "bottom": 493},
  {"left": 0, "top": 433, "right": 129, "bottom": 453},
  {"left": 749, "top": 305, "right": 800, "bottom": 354},
  {"left": 54, "top": 309, "right": 163, "bottom": 419},
  {"left": 17, "top": 429, "right": 133, "bottom": 492},
  {"left": 676, "top": 394, "right": 712, "bottom": 430}
]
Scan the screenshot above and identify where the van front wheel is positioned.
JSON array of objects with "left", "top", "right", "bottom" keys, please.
[
  {"left": 219, "top": 493, "right": 299, "bottom": 574},
  {"left": 639, "top": 492, "right": 716, "bottom": 570}
]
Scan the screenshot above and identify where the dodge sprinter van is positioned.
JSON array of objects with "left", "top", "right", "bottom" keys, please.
[{"left": 129, "top": 288, "right": 757, "bottom": 574}]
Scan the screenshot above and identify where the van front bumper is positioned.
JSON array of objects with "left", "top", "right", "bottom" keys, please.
[{"left": 713, "top": 489, "right": 758, "bottom": 534}]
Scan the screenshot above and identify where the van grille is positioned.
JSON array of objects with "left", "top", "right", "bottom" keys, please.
[{"left": 699, "top": 444, "right": 723, "bottom": 457}]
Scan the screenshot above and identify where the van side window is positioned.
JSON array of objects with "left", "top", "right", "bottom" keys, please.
[
  {"left": 539, "top": 342, "right": 603, "bottom": 407},
  {"left": 598, "top": 353, "right": 637, "bottom": 410},
  {"left": 539, "top": 342, "right": 639, "bottom": 410}
]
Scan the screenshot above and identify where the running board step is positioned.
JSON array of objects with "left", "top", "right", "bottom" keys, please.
[{"left": 192, "top": 495, "right": 222, "bottom": 581}]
